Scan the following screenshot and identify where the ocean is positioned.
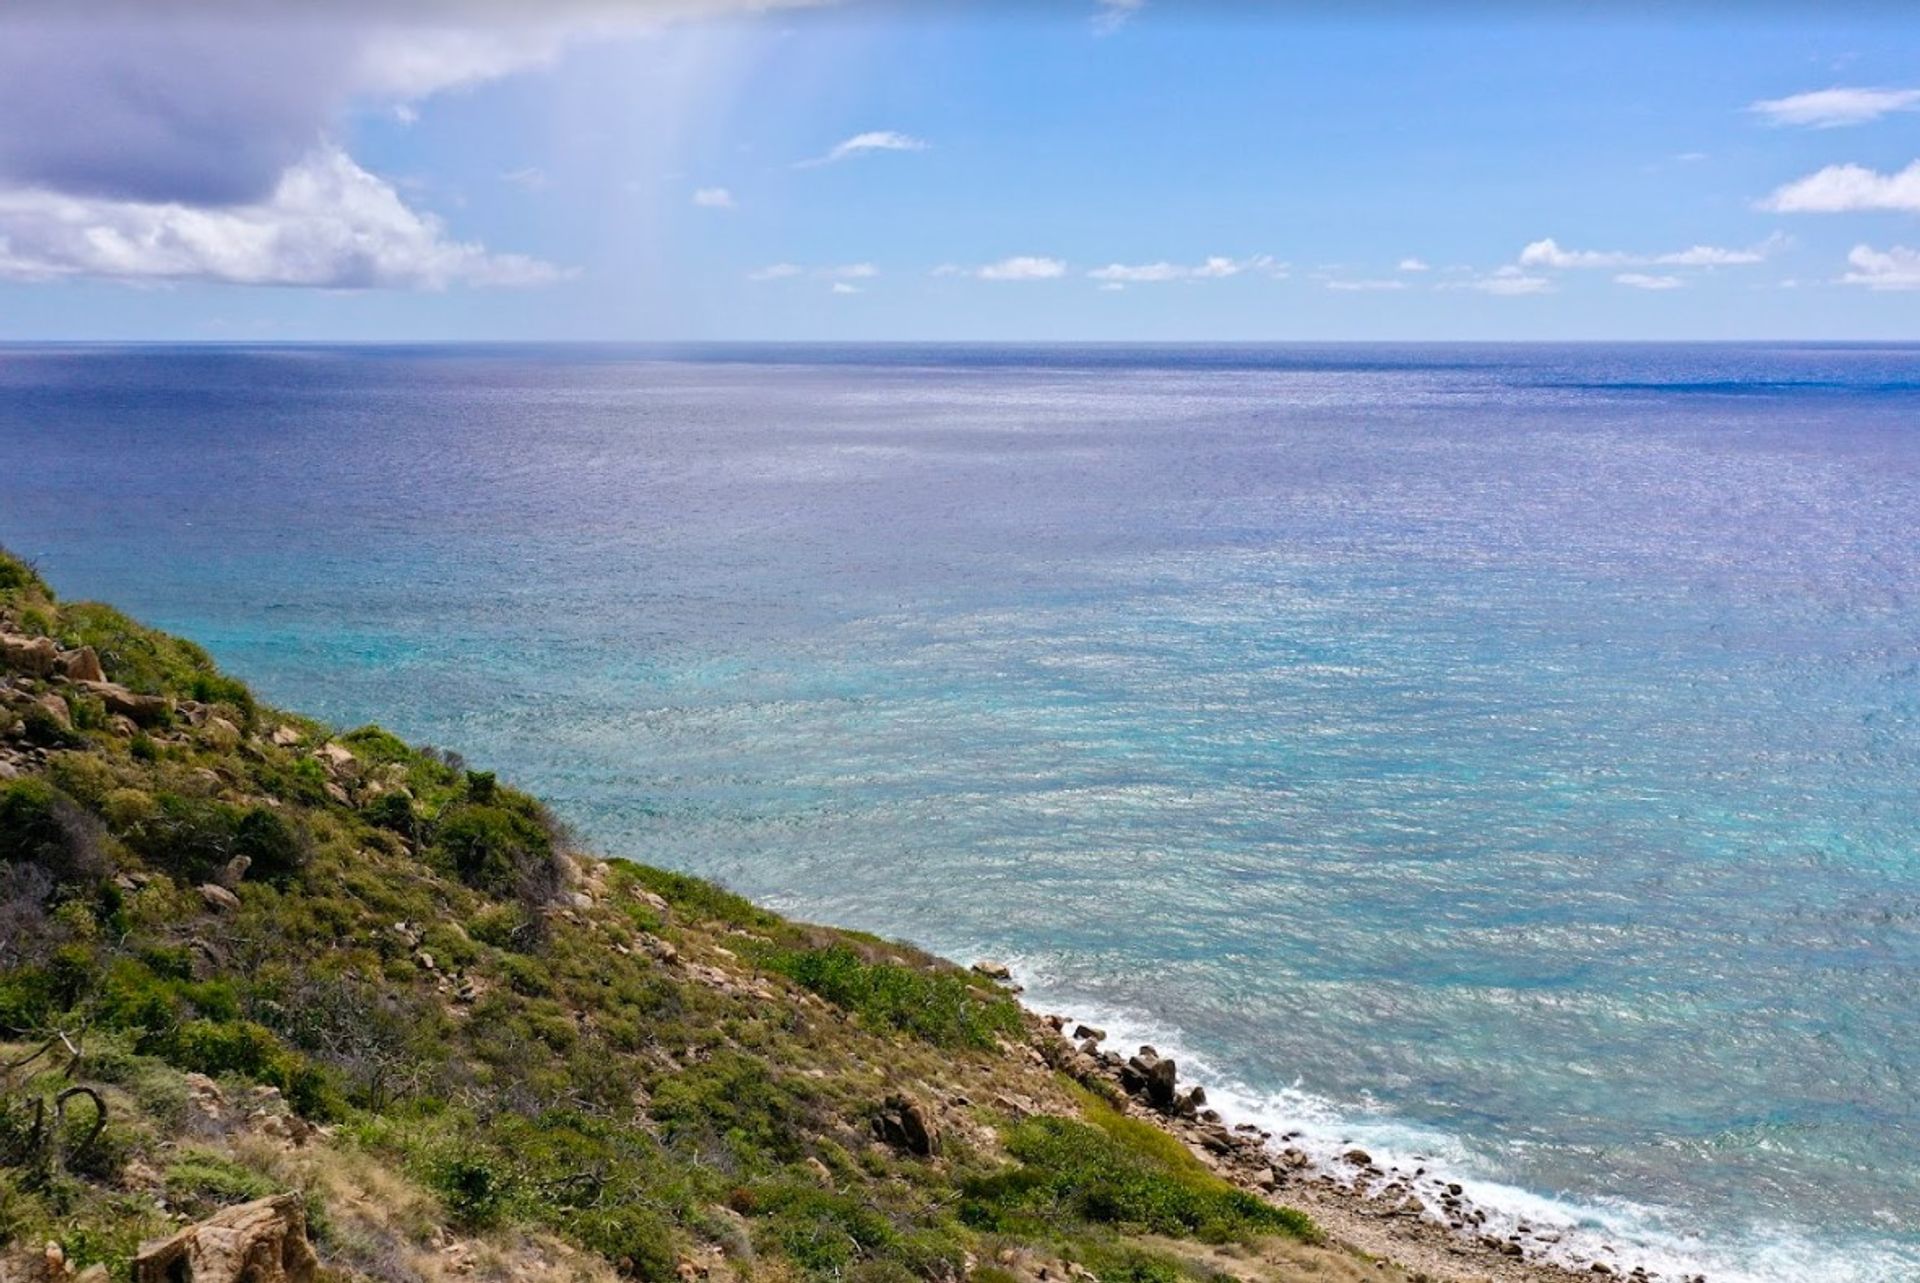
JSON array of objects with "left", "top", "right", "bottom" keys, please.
[{"left": 1, "top": 342, "right": 1916, "bottom": 1280}]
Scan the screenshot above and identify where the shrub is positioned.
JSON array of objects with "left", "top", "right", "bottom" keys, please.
[
  {"left": 962, "top": 1116, "right": 1313, "bottom": 1244},
  {"left": 762, "top": 945, "right": 1020, "bottom": 1049},
  {"left": 122, "top": 794, "right": 240, "bottom": 883},
  {"left": 232, "top": 808, "right": 311, "bottom": 883},
  {"left": 0, "top": 779, "right": 110, "bottom": 895},
  {"left": 651, "top": 1051, "right": 810, "bottom": 1170},
  {"left": 432, "top": 804, "right": 553, "bottom": 898}
]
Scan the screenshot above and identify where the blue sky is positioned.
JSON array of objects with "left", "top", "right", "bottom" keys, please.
[{"left": 2, "top": 1, "right": 1918, "bottom": 340}]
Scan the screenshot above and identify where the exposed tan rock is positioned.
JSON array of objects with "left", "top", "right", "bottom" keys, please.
[
  {"left": 59, "top": 646, "right": 105, "bottom": 683},
  {"left": 34, "top": 693, "right": 71, "bottom": 728},
  {"left": 132, "top": 1194, "right": 318, "bottom": 1283},
  {"left": 315, "top": 743, "right": 357, "bottom": 775},
  {"left": 198, "top": 883, "right": 241, "bottom": 913},
  {"left": 0, "top": 633, "right": 59, "bottom": 676},
  {"left": 76, "top": 681, "right": 171, "bottom": 725},
  {"left": 201, "top": 716, "right": 241, "bottom": 750}
]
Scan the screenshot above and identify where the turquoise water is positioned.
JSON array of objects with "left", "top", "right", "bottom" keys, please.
[{"left": 2, "top": 344, "right": 1917, "bottom": 1279}]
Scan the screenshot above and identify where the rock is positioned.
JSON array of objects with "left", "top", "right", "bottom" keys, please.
[
  {"left": 1144, "top": 1056, "right": 1178, "bottom": 1109},
  {"left": 77, "top": 681, "right": 170, "bottom": 725},
  {"left": 201, "top": 716, "right": 241, "bottom": 750},
  {"left": 198, "top": 883, "right": 241, "bottom": 913},
  {"left": 59, "top": 646, "right": 105, "bottom": 684},
  {"left": 34, "top": 693, "right": 71, "bottom": 728},
  {"left": 972, "top": 960, "right": 1012, "bottom": 981},
  {"left": 315, "top": 743, "right": 357, "bottom": 775},
  {"left": 269, "top": 724, "right": 303, "bottom": 747},
  {"left": 1072, "top": 1024, "right": 1107, "bottom": 1042},
  {"left": 804, "top": 1156, "right": 835, "bottom": 1188},
  {"left": 1254, "top": 1167, "right": 1280, "bottom": 1191},
  {"left": 133, "top": 1194, "right": 319, "bottom": 1283},
  {"left": 1344, "top": 1148, "right": 1373, "bottom": 1167},
  {"left": 874, "top": 1092, "right": 941, "bottom": 1157},
  {"left": 0, "top": 633, "right": 60, "bottom": 677},
  {"left": 217, "top": 855, "right": 252, "bottom": 888}
]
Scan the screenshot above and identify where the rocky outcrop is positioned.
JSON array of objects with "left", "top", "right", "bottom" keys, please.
[
  {"left": 874, "top": 1092, "right": 941, "bottom": 1157},
  {"left": 132, "top": 1194, "right": 318, "bottom": 1283},
  {"left": 60, "top": 646, "right": 105, "bottom": 683},
  {"left": 75, "top": 681, "right": 171, "bottom": 725},
  {"left": 0, "top": 633, "right": 59, "bottom": 677}
]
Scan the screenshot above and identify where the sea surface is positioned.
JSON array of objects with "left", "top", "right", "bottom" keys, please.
[{"left": 2, "top": 343, "right": 1917, "bottom": 1280}]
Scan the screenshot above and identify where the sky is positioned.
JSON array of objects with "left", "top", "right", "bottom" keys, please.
[{"left": 1, "top": 1, "right": 1918, "bottom": 341}]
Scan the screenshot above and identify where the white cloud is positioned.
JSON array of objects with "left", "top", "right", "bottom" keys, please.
[
  {"left": 748, "top": 261, "right": 877, "bottom": 283},
  {"left": 1614, "top": 273, "right": 1684, "bottom": 290},
  {"left": 0, "top": 2, "right": 828, "bottom": 288},
  {"left": 965, "top": 256, "right": 1068, "bottom": 282},
  {"left": 1841, "top": 244, "right": 1920, "bottom": 290},
  {"left": 0, "top": 144, "right": 566, "bottom": 288},
  {"left": 692, "top": 186, "right": 735, "bottom": 209},
  {"left": 830, "top": 281, "right": 860, "bottom": 294},
  {"left": 1761, "top": 160, "right": 1920, "bottom": 213},
  {"left": 1518, "top": 237, "right": 1771, "bottom": 269},
  {"left": 1093, "top": 0, "right": 1145, "bottom": 35},
  {"left": 1324, "top": 278, "right": 1405, "bottom": 292},
  {"left": 1086, "top": 254, "right": 1281, "bottom": 283},
  {"left": 797, "top": 130, "right": 929, "bottom": 168},
  {"left": 1397, "top": 257, "right": 1430, "bottom": 272},
  {"left": 501, "top": 166, "right": 548, "bottom": 191},
  {"left": 1440, "top": 266, "right": 1553, "bottom": 296},
  {"left": 1749, "top": 87, "right": 1920, "bottom": 129}
]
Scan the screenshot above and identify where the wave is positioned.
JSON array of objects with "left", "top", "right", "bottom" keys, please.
[{"left": 992, "top": 949, "right": 1920, "bottom": 1283}]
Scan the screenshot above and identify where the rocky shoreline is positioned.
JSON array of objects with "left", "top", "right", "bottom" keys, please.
[{"left": 985, "top": 966, "right": 1707, "bottom": 1283}]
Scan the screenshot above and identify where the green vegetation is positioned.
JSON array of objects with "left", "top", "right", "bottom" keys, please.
[
  {"left": 0, "top": 546, "right": 1320, "bottom": 1283},
  {"left": 762, "top": 944, "right": 1023, "bottom": 1050}
]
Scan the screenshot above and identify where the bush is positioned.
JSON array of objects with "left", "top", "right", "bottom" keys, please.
[
  {"left": 762, "top": 945, "right": 1020, "bottom": 1049},
  {"left": 232, "top": 808, "right": 311, "bottom": 883},
  {"left": 432, "top": 804, "right": 553, "bottom": 898},
  {"left": 122, "top": 793, "right": 239, "bottom": 883},
  {"left": 0, "top": 779, "right": 109, "bottom": 895},
  {"left": 962, "top": 1116, "right": 1314, "bottom": 1244},
  {"left": 651, "top": 1051, "right": 810, "bottom": 1170}
]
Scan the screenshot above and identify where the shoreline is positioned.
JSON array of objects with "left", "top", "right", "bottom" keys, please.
[{"left": 989, "top": 970, "right": 1708, "bottom": 1283}]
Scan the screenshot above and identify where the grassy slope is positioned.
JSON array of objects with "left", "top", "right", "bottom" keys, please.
[{"left": 0, "top": 549, "right": 1331, "bottom": 1283}]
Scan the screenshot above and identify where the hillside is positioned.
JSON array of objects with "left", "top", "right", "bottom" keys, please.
[{"left": 0, "top": 548, "right": 1463, "bottom": 1283}]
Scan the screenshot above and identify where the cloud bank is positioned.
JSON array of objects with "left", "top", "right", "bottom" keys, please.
[
  {"left": 0, "top": 2, "right": 822, "bottom": 288},
  {"left": 0, "top": 146, "right": 566, "bottom": 288}
]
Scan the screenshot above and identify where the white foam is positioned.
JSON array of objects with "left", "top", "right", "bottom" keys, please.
[{"left": 994, "top": 953, "right": 1920, "bottom": 1283}]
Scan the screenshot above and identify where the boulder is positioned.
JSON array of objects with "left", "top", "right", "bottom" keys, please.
[
  {"left": 0, "top": 633, "right": 59, "bottom": 677},
  {"left": 1071, "top": 1024, "right": 1106, "bottom": 1043},
  {"left": 78, "top": 681, "right": 170, "bottom": 725},
  {"left": 198, "top": 883, "right": 241, "bottom": 913},
  {"left": 874, "top": 1092, "right": 941, "bottom": 1157},
  {"left": 315, "top": 743, "right": 357, "bottom": 775},
  {"left": 59, "top": 646, "right": 105, "bottom": 684},
  {"left": 1117, "top": 1048, "right": 1178, "bottom": 1109},
  {"left": 201, "top": 717, "right": 241, "bottom": 750},
  {"left": 971, "top": 960, "right": 1012, "bottom": 981},
  {"left": 34, "top": 694, "right": 71, "bottom": 729},
  {"left": 269, "top": 725, "right": 303, "bottom": 748},
  {"left": 132, "top": 1194, "right": 318, "bottom": 1283}
]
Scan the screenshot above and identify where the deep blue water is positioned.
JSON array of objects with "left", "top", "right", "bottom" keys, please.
[{"left": 2, "top": 343, "right": 1917, "bottom": 1280}]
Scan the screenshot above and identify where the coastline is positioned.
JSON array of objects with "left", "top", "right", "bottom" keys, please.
[{"left": 990, "top": 974, "right": 1704, "bottom": 1283}]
